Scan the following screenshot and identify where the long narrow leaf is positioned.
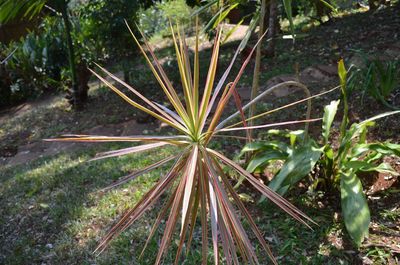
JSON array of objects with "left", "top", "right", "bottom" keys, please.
[
  {"left": 91, "top": 142, "right": 169, "bottom": 161},
  {"left": 219, "top": 118, "right": 322, "bottom": 132},
  {"left": 207, "top": 149, "right": 316, "bottom": 228},
  {"left": 100, "top": 155, "right": 178, "bottom": 192}
]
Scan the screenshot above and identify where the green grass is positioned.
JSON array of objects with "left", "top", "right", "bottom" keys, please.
[
  {"left": 0, "top": 67, "right": 397, "bottom": 265},
  {"left": 0, "top": 144, "right": 179, "bottom": 264},
  {"left": 2, "top": 142, "right": 393, "bottom": 265}
]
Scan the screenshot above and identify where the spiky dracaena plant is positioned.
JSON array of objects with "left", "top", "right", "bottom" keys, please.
[{"left": 47, "top": 21, "right": 317, "bottom": 264}]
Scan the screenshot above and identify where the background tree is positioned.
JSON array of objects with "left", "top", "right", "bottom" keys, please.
[{"left": 77, "top": 0, "right": 155, "bottom": 83}]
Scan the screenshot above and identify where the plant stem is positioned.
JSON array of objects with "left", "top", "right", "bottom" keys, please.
[
  {"left": 265, "top": 0, "right": 278, "bottom": 56},
  {"left": 340, "top": 85, "right": 348, "bottom": 140}
]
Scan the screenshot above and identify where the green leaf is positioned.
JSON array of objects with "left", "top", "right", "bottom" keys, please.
[
  {"left": 241, "top": 141, "right": 289, "bottom": 155},
  {"left": 0, "top": 0, "right": 46, "bottom": 23},
  {"left": 268, "top": 143, "right": 322, "bottom": 196},
  {"left": 212, "top": 3, "right": 239, "bottom": 29},
  {"left": 324, "top": 145, "right": 334, "bottom": 160},
  {"left": 241, "top": 142, "right": 269, "bottom": 153},
  {"left": 343, "top": 161, "right": 399, "bottom": 176},
  {"left": 358, "top": 110, "right": 400, "bottom": 128},
  {"left": 318, "top": 0, "right": 337, "bottom": 12},
  {"left": 339, "top": 111, "right": 400, "bottom": 157},
  {"left": 238, "top": 11, "right": 259, "bottom": 51},
  {"left": 222, "top": 18, "right": 244, "bottom": 44},
  {"left": 321, "top": 145, "right": 335, "bottom": 178},
  {"left": 322, "top": 100, "right": 339, "bottom": 144},
  {"left": 338, "top": 59, "right": 347, "bottom": 90},
  {"left": 288, "top": 130, "right": 305, "bottom": 146},
  {"left": 246, "top": 150, "right": 288, "bottom": 173},
  {"left": 352, "top": 142, "right": 400, "bottom": 158},
  {"left": 282, "top": 0, "right": 294, "bottom": 39},
  {"left": 191, "top": 0, "right": 218, "bottom": 17},
  {"left": 340, "top": 171, "right": 370, "bottom": 247}
]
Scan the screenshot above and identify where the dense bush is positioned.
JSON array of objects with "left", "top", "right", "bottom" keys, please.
[
  {"left": 0, "top": 17, "right": 66, "bottom": 107},
  {"left": 0, "top": 0, "right": 155, "bottom": 108},
  {"left": 77, "top": 0, "right": 153, "bottom": 61}
]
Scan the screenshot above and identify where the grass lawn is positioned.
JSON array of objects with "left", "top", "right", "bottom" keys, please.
[{"left": 1, "top": 88, "right": 398, "bottom": 264}]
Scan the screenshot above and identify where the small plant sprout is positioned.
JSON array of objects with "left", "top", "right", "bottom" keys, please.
[{"left": 47, "top": 21, "right": 318, "bottom": 264}]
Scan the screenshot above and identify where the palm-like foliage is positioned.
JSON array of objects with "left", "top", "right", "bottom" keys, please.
[
  {"left": 0, "top": 0, "right": 46, "bottom": 23},
  {"left": 47, "top": 22, "right": 316, "bottom": 264}
]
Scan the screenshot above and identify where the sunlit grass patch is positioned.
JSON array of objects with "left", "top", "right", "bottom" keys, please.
[{"left": 0, "top": 145, "right": 176, "bottom": 264}]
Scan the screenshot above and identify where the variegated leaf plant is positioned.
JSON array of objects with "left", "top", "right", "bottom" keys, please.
[{"left": 47, "top": 20, "right": 317, "bottom": 265}]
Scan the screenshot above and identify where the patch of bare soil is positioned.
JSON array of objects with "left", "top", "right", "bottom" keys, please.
[
  {"left": 0, "top": 87, "right": 159, "bottom": 167},
  {"left": 0, "top": 118, "right": 158, "bottom": 167}
]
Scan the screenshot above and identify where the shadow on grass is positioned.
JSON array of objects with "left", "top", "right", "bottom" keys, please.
[
  {"left": 0, "top": 144, "right": 183, "bottom": 265},
  {"left": 0, "top": 142, "right": 362, "bottom": 265}
]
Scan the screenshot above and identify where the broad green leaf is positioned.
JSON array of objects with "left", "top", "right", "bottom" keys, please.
[
  {"left": 0, "top": 0, "right": 46, "bottom": 23},
  {"left": 268, "top": 143, "right": 322, "bottom": 196},
  {"left": 246, "top": 150, "right": 288, "bottom": 173},
  {"left": 263, "top": 129, "right": 305, "bottom": 142},
  {"left": 358, "top": 121, "right": 373, "bottom": 144},
  {"left": 322, "top": 100, "right": 339, "bottom": 144},
  {"left": 241, "top": 141, "right": 289, "bottom": 155},
  {"left": 352, "top": 142, "right": 400, "bottom": 157},
  {"left": 339, "top": 110, "right": 400, "bottom": 156},
  {"left": 343, "top": 161, "right": 399, "bottom": 176},
  {"left": 340, "top": 171, "right": 370, "bottom": 247},
  {"left": 364, "top": 152, "right": 383, "bottom": 163},
  {"left": 241, "top": 142, "right": 266, "bottom": 153}
]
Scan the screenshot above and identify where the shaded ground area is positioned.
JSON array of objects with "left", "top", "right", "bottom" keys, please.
[{"left": 0, "top": 4, "right": 399, "bottom": 265}]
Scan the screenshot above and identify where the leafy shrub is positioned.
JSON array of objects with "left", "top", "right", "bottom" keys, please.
[
  {"left": 0, "top": 17, "right": 66, "bottom": 107},
  {"left": 243, "top": 60, "right": 400, "bottom": 246},
  {"left": 77, "top": 0, "right": 153, "bottom": 61},
  {"left": 241, "top": 129, "right": 322, "bottom": 196},
  {"left": 348, "top": 57, "right": 400, "bottom": 110}
]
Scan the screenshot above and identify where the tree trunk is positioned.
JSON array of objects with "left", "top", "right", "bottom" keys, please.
[
  {"left": 0, "top": 64, "right": 12, "bottom": 107},
  {"left": 60, "top": 1, "right": 84, "bottom": 110},
  {"left": 77, "top": 62, "right": 91, "bottom": 103},
  {"left": 122, "top": 59, "right": 131, "bottom": 84},
  {"left": 264, "top": 0, "right": 278, "bottom": 57}
]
